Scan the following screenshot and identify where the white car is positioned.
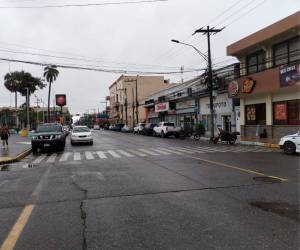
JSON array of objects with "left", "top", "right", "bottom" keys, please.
[
  {"left": 71, "top": 126, "right": 93, "bottom": 145},
  {"left": 153, "top": 122, "right": 181, "bottom": 138},
  {"left": 279, "top": 131, "right": 300, "bottom": 154},
  {"left": 133, "top": 123, "right": 146, "bottom": 134}
]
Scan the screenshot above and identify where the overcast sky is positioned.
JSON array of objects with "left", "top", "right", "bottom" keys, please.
[{"left": 0, "top": 0, "right": 299, "bottom": 114}]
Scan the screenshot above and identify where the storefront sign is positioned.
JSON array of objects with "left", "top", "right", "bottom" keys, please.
[
  {"left": 279, "top": 62, "right": 300, "bottom": 87},
  {"left": 241, "top": 77, "right": 256, "bottom": 93},
  {"left": 205, "top": 102, "right": 227, "bottom": 109},
  {"left": 228, "top": 81, "right": 239, "bottom": 97},
  {"left": 200, "top": 93, "right": 232, "bottom": 115},
  {"left": 155, "top": 102, "right": 169, "bottom": 113},
  {"left": 274, "top": 103, "right": 287, "bottom": 120},
  {"left": 176, "top": 99, "right": 195, "bottom": 109},
  {"left": 55, "top": 94, "right": 66, "bottom": 106}
]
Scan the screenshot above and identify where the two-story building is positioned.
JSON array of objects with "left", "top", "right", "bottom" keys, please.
[
  {"left": 227, "top": 11, "right": 300, "bottom": 140},
  {"left": 109, "top": 75, "right": 170, "bottom": 126}
]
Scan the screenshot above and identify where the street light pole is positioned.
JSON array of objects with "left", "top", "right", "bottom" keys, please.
[
  {"left": 135, "top": 75, "right": 139, "bottom": 124},
  {"left": 26, "top": 88, "right": 30, "bottom": 130},
  {"left": 131, "top": 87, "right": 135, "bottom": 127}
]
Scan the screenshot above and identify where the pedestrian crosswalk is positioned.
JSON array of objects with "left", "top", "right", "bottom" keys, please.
[{"left": 30, "top": 145, "right": 279, "bottom": 165}]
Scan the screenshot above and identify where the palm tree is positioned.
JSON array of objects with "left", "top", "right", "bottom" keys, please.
[
  {"left": 44, "top": 65, "right": 59, "bottom": 122},
  {"left": 4, "top": 72, "right": 20, "bottom": 108}
]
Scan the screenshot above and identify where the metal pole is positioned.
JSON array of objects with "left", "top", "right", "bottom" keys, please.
[
  {"left": 207, "top": 26, "right": 214, "bottom": 139},
  {"left": 26, "top": 88, "right": 30, "bottom": 130},
  {"left": 132, "top": 87, "right": 135, "bottom": 127},
  {"left": 135, "top": 76, "right": 139, "bottom": 123},
  {"left": 125, "top": 88, "right": 128, "bottom": 124}
]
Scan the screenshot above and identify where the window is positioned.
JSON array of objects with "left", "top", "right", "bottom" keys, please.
[
  {"left": 246, "top": 50, "right": 266, "bottom": 74},
  {"left": 273, "top": 36, "right": 300, "bottom": 67},
  {"left": 273, "top": 100, "right": 300, "bottom": 125},
  {"left": 245, "top": 103, "right": 266, "bottom": 125}
]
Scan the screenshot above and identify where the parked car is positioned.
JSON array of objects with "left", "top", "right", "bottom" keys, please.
[
  {"left": 31, "top": 123, "right": 66, "bottom": 153},
  {"left": 71, "top": 126, "right": 93, "bottom": 145},
  {"left": 109, "top": 125, "right": 115, "bottom": 130},
  {"left": 93, "top": 124, "right": 100, "bottom": 130},
  {"left": 133, "top": 123, "right": 146, "bottom": 134},
  {"left": 153, "top": 122, "right": 181, "bottom": 138},
  {"left": 279, "top": 131, "right": 300, "bottom": 154},
  {"left": 112, "top": 123, "right": 125, "bottom": 132},
  {"left": 121, "top": 125, "right": 133, "bottom": 133},
  {"left": 141, "top": 123, "right": 157, "bottom": 136}
]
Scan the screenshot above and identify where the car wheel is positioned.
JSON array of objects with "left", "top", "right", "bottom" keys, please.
[
  {"left": 161, "top": 131, "right": 165, "bottom": 138},
  {"left": 175, "top": 133, "right": 179, "bottom": 139},
  {"left": 283, "top": 141, "right": 296, "bottom": 155},
  {"left": 194, "top": 134, "right": 200, "bottom": 140}
]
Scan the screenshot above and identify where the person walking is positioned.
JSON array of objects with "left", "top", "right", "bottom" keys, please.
[{"left": 0, "top": 124, "right": 9, "bottom": 149}]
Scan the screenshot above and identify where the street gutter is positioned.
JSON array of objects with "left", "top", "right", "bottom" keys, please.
[{"left": 0, "top": 148, "right": 32, "bottom": 166}]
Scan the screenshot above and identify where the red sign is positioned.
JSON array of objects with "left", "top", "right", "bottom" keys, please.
[
  {"left": 56, "top": 94, "right": 66, "bottom": 106},
  {"left": 242, "top": 77, "right": 256, "bottom": 93},
  {"left": 155, "top": 102, "right": 169, "bottom": 112},
  {"left": 274, "top": 103, "right": 287, "bottom": 120},
  {"left": 228, "top": 81, "right": 239, "bottom": 97}
]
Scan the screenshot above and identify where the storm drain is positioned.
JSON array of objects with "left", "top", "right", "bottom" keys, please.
[
  {"left": 250, "top": 201, "right": 299, "bottom": 222},
  {"left": 253, "top": 176, "right": 282, "bottom": 183}
]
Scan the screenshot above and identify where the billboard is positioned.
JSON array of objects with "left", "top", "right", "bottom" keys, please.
[
  {"left": 155, "top": 102, "right": 169, "bottom": 113},
  {"left": 56, "top": 94, "right": 66, "bottom": 107},
  {"left": 279, "top": 62, "right": 300, "bottom": 87}
]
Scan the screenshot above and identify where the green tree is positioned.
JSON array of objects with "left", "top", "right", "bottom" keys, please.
[
  {"left": 4, "top": 72, "right": 20, "bottom": 108},
  {"left": 43, "top": 65, "right": 59, "bottom": 122}
]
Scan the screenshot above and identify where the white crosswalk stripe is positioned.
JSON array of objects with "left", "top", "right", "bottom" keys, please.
[
  {"left": 96, "top": 151, "right": 107, "bottom": 159},
  {"left": 107, "top": 150, "right": 121, "bottom": 158},
  {"left": 116, "top": 150, "right": 134, "bottom": 157},
  {"left": 128, "top": 149, "right": 147, "bottom": 157},
  {"left": 59, "top": 152, "right": 72, "bottom": 162},
  {"left": 181, "top": 146, "right": 206, "bottom": 153},
  {"left": 32, "top": 155, "right": 47, "bottom": 164},
  {"left": 46, "top": 153, "right": 57, "bottom": 163},
  {"left": 171, "top": 147, "right": 195, "bottom": 154},
  {"left": 139, "top": 149, "right": 160, "bottom": 156},
  {"left": 150, "top": 148, "right": 171, "bottom": 155},
  {"left": 85, "top": 151, "right": 94, "bottom": 160},
  {"left": 159, "top": 148, "right": 184, "bottom": 155},
  {"left": 74, "top": 152, "right": 81, "bottom": 161}
]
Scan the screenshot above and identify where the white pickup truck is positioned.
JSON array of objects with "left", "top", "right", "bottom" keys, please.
[{"left": 153, "top": 122, "right": 181, "bottom": 138}]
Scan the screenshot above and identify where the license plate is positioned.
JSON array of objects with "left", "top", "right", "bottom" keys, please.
[{"left": 44, "top": 143, "right": 50, "bottom": 147}]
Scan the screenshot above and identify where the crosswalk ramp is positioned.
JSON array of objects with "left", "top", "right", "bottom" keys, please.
[{"left": 30, "top": 145, "right": 279, "bottom": 164}]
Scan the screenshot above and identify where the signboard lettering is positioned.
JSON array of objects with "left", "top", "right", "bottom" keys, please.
[{"left": 279, "top": 63, "right": 300, "bottom": 87}]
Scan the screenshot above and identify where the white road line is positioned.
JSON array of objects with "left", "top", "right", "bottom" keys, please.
[
  {"left": 150, "top": 148, "right": 171, "bottom": 155},
  {"left": 194, "top": 146, "right": 217, "bottom": 152},
  {"left": 46, "top": 153, "right": 57, "bottom": 163},
  {"left": 116, "top": 150, "right": 134, "bottom": 157},
  {"left": 159, "top": 148, "right": 183, "bottom": 155},
  {"left": 182, "top": 146, "right": 206, "bottom": 153},
  {"left": 85, "top": 151, "right": 94, "bottom": 160},
  {"left": 0, "top": 180, "right": 8, "bottom": 188},
  {"left": 59, "top": 152, "right": 72, "bottom": 162},
  {"left": 74, "top": 152, "right": 81, "bottom": 161},
  {"left": 139, "top": 149, "right": 160, "bottom": 156},
  {"left": 128, "top": 149, "right": 147, "bottom": 157},
  {"left": 32, "top": 155, "right": 47, "bottom": 164},
  {"left": 107, "top": 150, "right": 121, "bottom": 158},
  {"left": 172, "top": 147, "right": 195, "bottom": 154},
  {"left": 96, "top": 151, "right": 107, "bottom": 159}
]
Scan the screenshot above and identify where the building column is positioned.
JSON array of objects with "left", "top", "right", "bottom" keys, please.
[
  {"left": 240, "top": 98, "right": 245, "bottom": 126},
  {"left": 266, "top": 95, "right": 272, "bottom": 126}
]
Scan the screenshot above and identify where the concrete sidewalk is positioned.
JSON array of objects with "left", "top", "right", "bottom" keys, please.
[{"left": 0, "top": 134, "right": 32, "bottom": 165}]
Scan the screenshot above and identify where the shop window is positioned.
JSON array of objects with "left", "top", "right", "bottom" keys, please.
[
  {"left": 274, "top": 100, "right": 300, "bottom": 125},
  {"left": 246, "top": 50, "right": 266, "bottom": 75},
  {"left": 245, "top": 103, "right": 266, "bottom": 125},
  {"left": 273, "top": 36, "right": 300, "bottom": 67}
]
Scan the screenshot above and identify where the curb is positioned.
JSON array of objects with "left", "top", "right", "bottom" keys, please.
[{"left": 0, "top": 148, "right": 32, "bottom": 165}]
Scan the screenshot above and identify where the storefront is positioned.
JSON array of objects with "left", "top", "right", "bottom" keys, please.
[
  {"left": 175, "top": 99, "right": 197, "bottom": 130},
  {"left": 199, "top": 93, "right": 235, "bottom": 135}
]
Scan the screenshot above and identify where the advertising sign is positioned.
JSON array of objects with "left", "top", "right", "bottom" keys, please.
[
  {"left": 56, "top": 94, "right": 66, "bottom": 107},
  {"left": 241, "top": 77, "right": 256, "bottom": 93},
  {"left": 274, "top": 103, "right": 287, "bottom": 120},
  {"left": 279, "top": 63, "right": 300, "bottom": 87},
  {"left": 155, "top": 102, "right": 169, "bottom": 113},
  {"left": 228, "top": 81, "right": 239, "bottom": 97}
]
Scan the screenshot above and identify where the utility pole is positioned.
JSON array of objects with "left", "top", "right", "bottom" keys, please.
[
  {"left": 131, "top": 87, "right": 135, "bottom": 127},
  {"left": 135, "top": 76, "right": 139, "bottom": 124},
  {"left": 26, "top": 88, "right": 30, "bottom": 130},
  {"left": 194, "top": 26, "right": 223, "bottom": 139},
  {"left": 124, "top": 88, "right": 128, "bottom": 124}
]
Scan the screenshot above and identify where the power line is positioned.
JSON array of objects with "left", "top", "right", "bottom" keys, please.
[
  {"left": 0, "top": 0, "right": 168, "bottom": 8},
  {"left": 0, "top": 57, "right": 205, "bottom": 75}
]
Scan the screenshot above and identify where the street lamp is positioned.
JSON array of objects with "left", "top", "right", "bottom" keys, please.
[{"left": 171, "top": 39, "right": 215, "bottom": 139}]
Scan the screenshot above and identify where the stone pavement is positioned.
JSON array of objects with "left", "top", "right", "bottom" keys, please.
[{"left": 0, "top": 134, "right": 31, "bottom": 164}]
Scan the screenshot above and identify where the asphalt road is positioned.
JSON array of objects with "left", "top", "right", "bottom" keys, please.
[{"left": 0, "top": 130, "right": 299, "bottom": 250}]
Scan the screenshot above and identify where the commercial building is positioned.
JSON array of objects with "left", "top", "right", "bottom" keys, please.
[
  {"left": 109, "top": 75, "right": 171, "bottom": 126},
  {"left": 144, "top": 63, "right": 239, "bottom": 135},
  {"left": 227, "top": 11, "right": 300, "bottom": 140}
]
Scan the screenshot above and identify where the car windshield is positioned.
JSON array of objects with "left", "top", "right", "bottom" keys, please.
[
  {"left": 73, "top": 127, "right": 90, "bottom": 133},
  {"left": 164, "top": 123, "right": 175, "bottom": 126},
  {"left": 36, "top": 125, "right": 62, "bottom": 133}
]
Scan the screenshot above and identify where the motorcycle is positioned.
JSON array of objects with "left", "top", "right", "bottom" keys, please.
[{"left": 213, "top": 128, "right": 240, "bottom": 145}]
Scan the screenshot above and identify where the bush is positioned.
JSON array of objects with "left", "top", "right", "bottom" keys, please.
[{"left": 194, "top": 123, "right": 205, "bottom": 135}]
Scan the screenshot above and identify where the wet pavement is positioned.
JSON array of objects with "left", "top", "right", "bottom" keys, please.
[{"left": 0, "top": 130, "right": 299, "bottom": 250}]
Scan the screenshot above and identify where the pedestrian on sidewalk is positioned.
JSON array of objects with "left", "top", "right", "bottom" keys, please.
[{"left": 0, "top": 123, "right": 10, "bottom": 149}]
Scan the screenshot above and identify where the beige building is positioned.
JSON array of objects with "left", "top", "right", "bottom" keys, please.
[{"left": 109, "top": 75, "right": 170, "bottom": 126}]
